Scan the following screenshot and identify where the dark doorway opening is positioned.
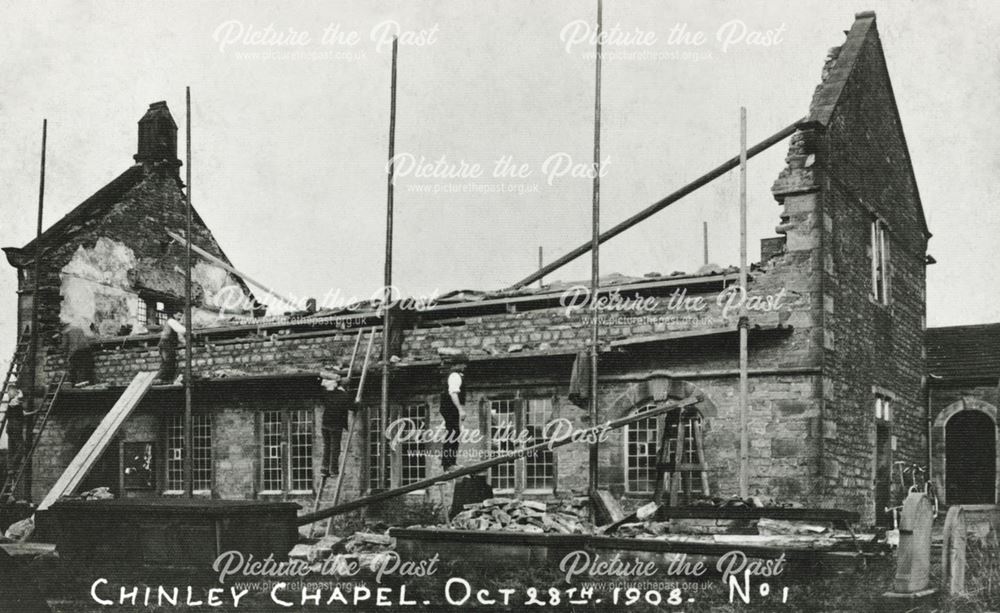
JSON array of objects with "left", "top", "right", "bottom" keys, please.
[
  {"left": 874, "top": 422, "right": 892, "bottom": 526},
  {"left": 73, "top": 427, "right": 121, "bottom": 497},
  {"left": 946, "top": 410, "right": 996, "bottom": 505}
]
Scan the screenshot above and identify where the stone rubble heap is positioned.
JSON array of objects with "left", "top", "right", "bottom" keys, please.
[
  {"left": 76, "top": 487, "right": 115, "bottom": 501},
  {"left": 289, "top": 530, "right": 396, "bottom": 572},
  {"left": 446, "top": 496, "right": 593, "bottom": 534}
]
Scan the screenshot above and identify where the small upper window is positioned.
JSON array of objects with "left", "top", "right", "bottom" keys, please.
[
  {"left": 139, "top": 297, "right": 179, "bottom": 327},
  {"left": 870, "top": 219, "right": 890, "bottom": 304},
  {"left": 875, "top": 395, "right": 892, "bottom": 422}
]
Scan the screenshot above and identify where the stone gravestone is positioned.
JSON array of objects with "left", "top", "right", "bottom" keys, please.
[
  {"left": 941, "top": 505, "right": 967, "bottom": 596},
  {"left": 892, "top": 491, "right": 935, "bottom": 593}
]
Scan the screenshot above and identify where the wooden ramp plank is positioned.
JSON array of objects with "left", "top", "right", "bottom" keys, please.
[{"left": 38, "top": 371, "right": 157, "bottom": 510}]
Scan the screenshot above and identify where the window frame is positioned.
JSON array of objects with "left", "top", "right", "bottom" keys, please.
[
  {"left": 365, "top": 406, "right": 389, "bottom": 492},
  {"left": 136, "top": 298, "right": 148, "bottom": 328},
  {"left": 486, "top": 398, "right": 521, "bottom": 493},
  {"left": 484, "top": 395, "right": 557, "bottom": 494},
  {"left": 623, "top": 403, "right": 661, "bottom": 494},
  {"left": 399, "top": 402, "right": 429, "bottom": 487},
  {"left": 875, "top": 395, "right": 892, "bottom": 423},
  {"left": 258, "top": 409, "right": 314, "bottom": 495},
  {"left": 624, "top": 406, "right": 705, "bottom": 496},
  {"left": 137, "top": 293, "right": 182, "bottom": 328},
  {"left": 163, "top": 412, "right": 214, "bottom": 495},
  {"left": 870, "top": 218, "right": 890, "bottom": 304}
]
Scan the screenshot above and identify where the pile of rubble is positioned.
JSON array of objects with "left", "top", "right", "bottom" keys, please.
[
  {"left": 76, "top": 487, "right": 114, "bottom": 501},
  {"left": 289, "top": 530, "right": 396, "bottom": 572},
  {"left": 446, "top": 497, "right": 592, "bottom": 534}
]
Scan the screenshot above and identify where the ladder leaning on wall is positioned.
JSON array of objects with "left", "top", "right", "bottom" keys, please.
[
  {"left": 0, "top": 330, "right": 31, "bottom": 444},
  {"left": 0, "top": 372, "right": 67, "bottom": 502},
  {"left": 310, "top": 327, "right": 376, "bottom": 538}
]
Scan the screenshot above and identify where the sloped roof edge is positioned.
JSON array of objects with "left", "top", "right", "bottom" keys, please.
[
  {"left": 7, "top": 165, "right": 147, "bottom": 264},
  {"left": 807, "top": 12, "right": 877, "bottom": 126},
  {"left": 807, "top": 11, "right": 930, "bottom": 239}
]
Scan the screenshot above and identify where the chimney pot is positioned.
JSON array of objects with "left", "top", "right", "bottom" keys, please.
[{"left": 134, "top": 101, "right": 181, "bottom": 167}]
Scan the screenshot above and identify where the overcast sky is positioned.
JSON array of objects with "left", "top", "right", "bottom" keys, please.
[{"left": 1, "top": 0, "right": 998, "bottom": 366}]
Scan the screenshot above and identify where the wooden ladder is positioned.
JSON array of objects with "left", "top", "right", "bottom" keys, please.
[
  {"left": 0, "top": 372, "right": 67, "bottom": 502},
  {"left": 0, "top": 330, "right": 31, "bottom": 444},
  {"left": 653, "top": 405, "right": 710, "bottom": 506},
  {"left": 310, "top": 327, "right": 376, "bottom": 538}
]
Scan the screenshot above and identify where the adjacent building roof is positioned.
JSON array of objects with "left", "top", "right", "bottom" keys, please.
[{"left": 926, "top": 323, "right": 1000, "bottom": 381}]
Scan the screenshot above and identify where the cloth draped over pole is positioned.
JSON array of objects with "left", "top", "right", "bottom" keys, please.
[{"left": 568, "top": 350, "right": 591, "bottom": 409}]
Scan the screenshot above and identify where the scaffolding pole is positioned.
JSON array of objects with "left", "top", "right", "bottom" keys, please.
[
  {"left": 738, "top": 107, "right": 749, "bottom": 498},
  {"left": 184, "top": 87, "right": 194, "bottom": 497},
  {"left": 25, "top": 119, "right": 47, "bottom": 500},
  {"left": 588, "top": 0, "right": 603, "bottom": 497},
  {"left": 379, "top": 37, "right": 398, "bottom": 490}
]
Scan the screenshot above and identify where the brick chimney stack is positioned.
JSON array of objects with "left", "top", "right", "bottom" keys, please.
[{"left": 134, "top": 101, "right": 180, "bottom": 167}]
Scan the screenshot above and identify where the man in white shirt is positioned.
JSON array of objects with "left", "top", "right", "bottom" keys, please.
[
  {"left": 4, "top": 384, "right": 26, "bottom": 460},
  {"left": 439, "top": 362, "right": 467, "bottom": 471},
  {"left": 157, "top": 311, "right": 187, "bottom": 384}
]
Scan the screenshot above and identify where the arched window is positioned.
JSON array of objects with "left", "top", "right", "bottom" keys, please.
[
  {"left": 625, "top": 404, "right": 704, "bottom": 496},
  {"left": 624, "top": 404, "right": 659, "bottom": 493}
]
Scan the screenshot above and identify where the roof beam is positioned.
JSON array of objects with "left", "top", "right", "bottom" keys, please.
[{"left": 506, "top": 117, "right": 805, "bottom": 291}]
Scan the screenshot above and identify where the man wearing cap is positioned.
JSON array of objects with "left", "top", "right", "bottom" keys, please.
[
  {"left": 320, "top": 368, "right": 354, "bottom": 477},
  {"left": 440, "top": 362, "right": 467, "bottom": 471}
]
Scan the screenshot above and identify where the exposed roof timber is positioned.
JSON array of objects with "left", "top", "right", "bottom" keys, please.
[
  {"left": 57, "top": 371, "right": 324, "bottom": 398},
  {"left": 428, "top": 271, "right": 738, "bottom": 314},
  {"left": 506, "top": 117, "right": 805, "bottom": 290},
  {"left": 90, "top": 270, "right": 740, "bottom": 348},
  {"left": 167, "top": 229, "right": 296, "bottom": 307},
  {"left": 609, "top": 326, "right": 736, "bottom": 348}
]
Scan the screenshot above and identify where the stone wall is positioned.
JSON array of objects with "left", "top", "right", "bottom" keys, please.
[
  {"left": 769, "top": 16, "right": 929, "bottom": 521},
  {"left": 18, "top": 163, "right": 254, "bottom": 393}
]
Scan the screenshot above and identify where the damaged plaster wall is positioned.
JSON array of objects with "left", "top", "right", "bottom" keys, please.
[
  {"left": 192, "top": 260, "right": 249, "bottom": 319},
  {"left": 60, "top": 237, "right": 138, "bottom": 335},
  {"left": 60, "top": 236, "right": 250, "bottom": 334}
]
